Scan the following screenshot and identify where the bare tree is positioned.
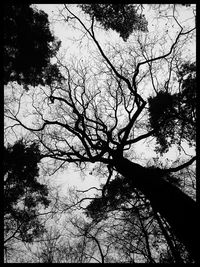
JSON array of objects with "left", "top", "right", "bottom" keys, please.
[{"left": 4, "top": 4, "right": 197, "bottom": 262}]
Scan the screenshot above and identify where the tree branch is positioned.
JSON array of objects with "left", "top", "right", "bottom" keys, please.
[
  {"left": 163, "top": 156, "right": 196, "bottom": 174},
  {"left": 64, "top": 4, "right": 145, "bottom": 106},
  {"left": 126, "top": 129, "right": 156, "bottom": 145}
]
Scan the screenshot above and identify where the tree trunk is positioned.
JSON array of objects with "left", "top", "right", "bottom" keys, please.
[{"left": 112, "top": 155, "right": 198, "bottom": 263}]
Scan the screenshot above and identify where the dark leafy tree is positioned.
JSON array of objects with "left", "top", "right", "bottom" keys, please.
[
  {"left": 86, "top": 175, "right": 136, "bottom": 221},
  {"left": 79, "top": 4, "right": 148, "bottom": 41},
  {"left": 148, "top": 62, "right": 196, "bottom": 154},
  {"left": 3, "top": 3, "right": 62, "bottom": 89},
  {"left": 4, "top": 139, "right": 50, "bottom": 249}
]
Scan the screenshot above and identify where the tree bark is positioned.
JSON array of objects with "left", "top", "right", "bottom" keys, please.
[{"left": 112, "top": 155, "right": 198, "bottom": 263}]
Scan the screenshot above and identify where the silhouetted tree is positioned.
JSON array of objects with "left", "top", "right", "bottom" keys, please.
[
  {"left": 85, "top": 171, "right": 194, "bottom": 263},
  {"left": 79, "top": 4, "right": 148, "bottom": 41},
  {"left": 5, "top": 4, "right": 197, "bottom": 263},
  {"left": 3, "top": 3, "right": 62, "bottom": 89},
  {"left": 148, "top": 62, "right": 196, "bottom": 154},
  {"left": 4, "top": 139, "right": 50, "bottom": 260}
]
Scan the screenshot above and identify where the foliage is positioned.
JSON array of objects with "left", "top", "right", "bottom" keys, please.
[
  {"left": 3, "top": 3, "right": 62, "bottom": 89},
  {"left": 85, "top": 173, "right": 193, "bottom": 263},
  {"left": 4, "top": 4, "right": 197, "bottom": 263},
  {"left": 4, "top": 139, "right": 50, "bottom": 244},
  {"left": 86, "top": 175, "right": 135, "bottom": 221},
  {"left": 148, "top": 62, "right": 196, "bottom": 154},
  {"left": 79, "top": 4, "right": 148, "bottom": 41},
  {"left": 85, "top": 178, "right": 168, "bottom": 263}
]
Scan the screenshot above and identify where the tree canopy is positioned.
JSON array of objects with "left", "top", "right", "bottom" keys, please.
[
  {"left": 79, "top": 4, "right": 148, "bottom": 41},
  {"left": 148, "top": 61, "right": 196, "bottom": 154},
  {"left": 4, "top": 4, "right": 197, "bottom": 263},
  {"left": 4, "top": 140, "right": 50, "bottom": 248},
  {"left": 3, "top": 2, "right": 62, "bottom": 89}
]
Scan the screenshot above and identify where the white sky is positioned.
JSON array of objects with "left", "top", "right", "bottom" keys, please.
[
  {"left": 3, "top": 6, "right": 196, "bottom": 263},
  {"left": 5, "top": 4, "right": 196, "bottom": 196}
]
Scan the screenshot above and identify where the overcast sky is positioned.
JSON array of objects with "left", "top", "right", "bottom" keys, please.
[
  {"left": 6, "top": 4, "right": 196, "bottom": 196},
  {"left": 32, "top": 4, "right": 195, "bottom": 196}
]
